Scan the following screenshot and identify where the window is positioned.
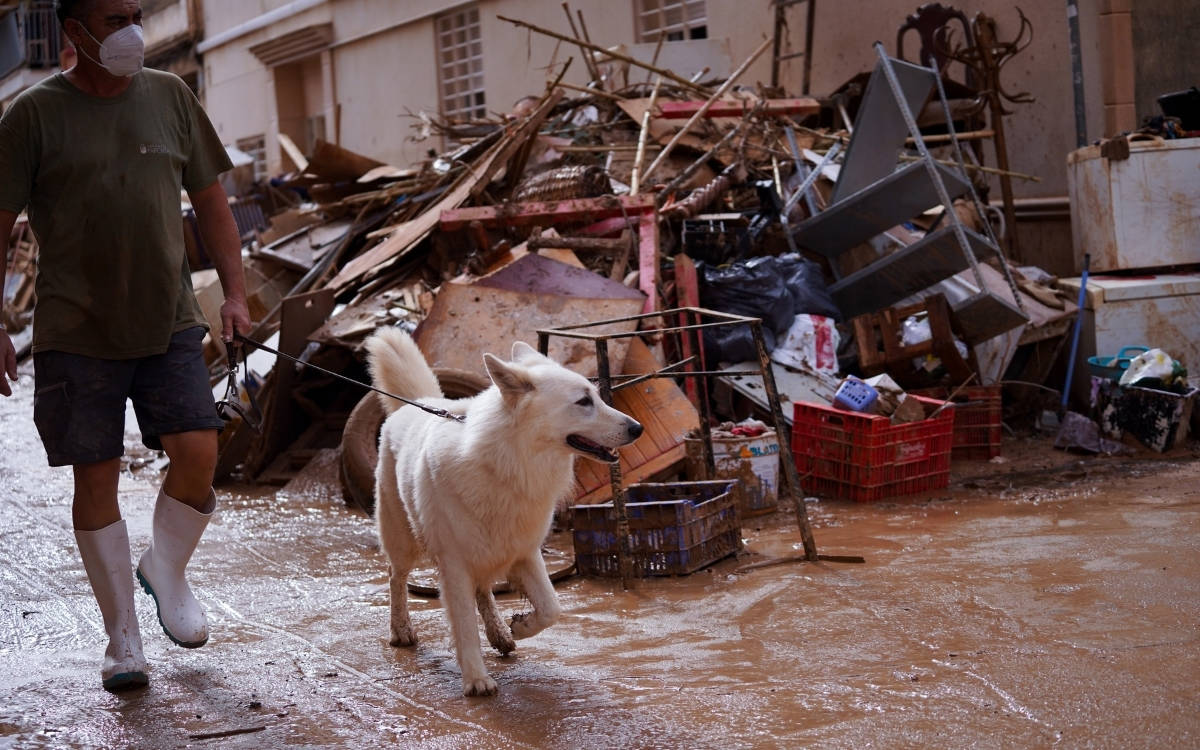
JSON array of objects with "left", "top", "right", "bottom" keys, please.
[
  {"left": 236, "top": 135, "right": 268, "bottom": 182},
  {"left": 304, "top": 114, "right": 326, "bottom": 155},
  {"left": 436, "top": 5, "right": 486, "bottom": 122},
  {"left": 635, "top": 0, "right": 707, "bottom": 43}
]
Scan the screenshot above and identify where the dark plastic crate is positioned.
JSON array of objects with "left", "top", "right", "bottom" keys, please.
[{"left": 572, "top": 480, "right": 740, "bottom": 577}]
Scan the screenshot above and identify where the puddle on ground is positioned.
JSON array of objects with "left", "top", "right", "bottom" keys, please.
[{"left": 2, "top": 370, "right": 1199, "bottom": 747}]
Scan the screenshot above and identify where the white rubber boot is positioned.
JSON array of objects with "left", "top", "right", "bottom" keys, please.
[
  {"left": 75, "top": 520, "right": 149, "bottom": 692},
  {"left": 136, "top": 488, "right": 214, "bottom": 648}
]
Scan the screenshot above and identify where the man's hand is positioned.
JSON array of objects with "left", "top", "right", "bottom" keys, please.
[
  {"left": 219, "top": 296, "right": 252, "bottom": 344},
  {"left": 1, "top": 330, "right": 17, "bottom": 397}
]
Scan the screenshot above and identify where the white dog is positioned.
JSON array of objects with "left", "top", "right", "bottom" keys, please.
[{"left": 364, "top": 327, "right": 643, "bottom": 696}]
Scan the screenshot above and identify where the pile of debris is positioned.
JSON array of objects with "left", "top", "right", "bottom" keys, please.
[{"left": 3, "top": 13, "right": 1089, "bottom": 507}]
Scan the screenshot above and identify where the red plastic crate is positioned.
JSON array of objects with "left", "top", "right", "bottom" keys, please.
[
  {"left": 914, "top": 385, "right": 1002, "bottom": 460},
  {"left": 791, "top": 396, "right": 954, "bottom": 502}
]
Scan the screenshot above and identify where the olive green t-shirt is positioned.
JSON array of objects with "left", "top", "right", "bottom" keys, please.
[{"left": 0, "top": 69, "right": 233, "bottom": 358}]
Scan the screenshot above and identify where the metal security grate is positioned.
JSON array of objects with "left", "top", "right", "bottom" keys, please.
[
  {"left": 19, "top": 1, "right": 63, "bottom": 69},
  {"left": 436, "top": 5, "right": 486, "bottom": 123},
  {"left": 635, "top": 0, "right": 707, "bottom": 43},
  {"left": 236, "top": 135, "right": 268, "bottom": 183}
]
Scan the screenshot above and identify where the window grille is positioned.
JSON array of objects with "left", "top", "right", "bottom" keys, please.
[
  {"left": 236, "top": 135, "right": 268, "bottom": 183},
  {"left": 436, "top": 5, "right": 486, "bottom": 122},
  {"left": 635, "top": 0, "right": 707, "bottom": 43}
]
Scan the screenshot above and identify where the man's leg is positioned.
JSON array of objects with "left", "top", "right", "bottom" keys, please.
[
  {"left": 129, "top": 327, "right": 227, "bottom": 649},
  {"left": 72, "top": 458, "right": 122, "bottom": 531},
  {"left": 136, "top": 429, "right": 219, "bottom": 649},
  {"left": 71, "top": 457, "right": 149, "bottom": 691},
  {"left": 159, "top": 429, "right": 218, "bottom": 509},
  {"left": 33, "top": 350, "right": 147, "bottom": 691}
]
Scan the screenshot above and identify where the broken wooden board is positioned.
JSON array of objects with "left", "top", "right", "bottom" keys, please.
[
  {"left": 306, "top": 139, "right": 385, "bottom": 182},
  {"left": 413, "top": 256, "right": 645, "bottom": 381},
  {"left": 251, "top": 217, "right": 353, "bottom": 272},
  {"left": 573, "top": 336, "right": 699, "bottom": 504},
  {"left": 438, "top": 194, "right": 656, "bottom": 232},
  {"left": 657, "top": 98, "right": 821, "bottom": 120},
  {"left": 325, "top": 137, "right": 509, "bottom": 292}
]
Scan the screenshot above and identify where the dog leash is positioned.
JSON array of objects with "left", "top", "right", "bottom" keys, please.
[{"left": 226, "top": 333, "right": 466, "bottom": 423}]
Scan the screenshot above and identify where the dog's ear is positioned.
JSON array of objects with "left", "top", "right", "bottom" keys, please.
[
  {"left": 510, "top": 340, "right": 542, "bottom": 364},
  {"left": 483, "top": 352, "right": 534, "bottom": 397}
]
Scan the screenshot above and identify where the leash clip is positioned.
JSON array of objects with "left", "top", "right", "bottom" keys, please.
[{"left": 215, "top": 339, "right": 263, "bottom": 433}]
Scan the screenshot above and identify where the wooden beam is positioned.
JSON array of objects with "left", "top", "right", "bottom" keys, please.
[
  {"left": 637, "top": 213, "right": 659, "bottom": 313},
  {"left": 439, "top": 194, "right": 656, "bottom": 231},
  {"left": 657, "top": 97, "right": 820, "bottom": 120}
]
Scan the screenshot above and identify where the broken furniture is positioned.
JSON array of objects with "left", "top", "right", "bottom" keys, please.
[
  {"left": 896, "top": 1, "right": 986, "bottom": 163},
  {"left": 851, "top": 293, "right": 979, "bottom": 389},
  {"left": 791, "top": 43, "right": 1027, "bottom": 345},
  {"left": 942, "top": 8, "right": 1035, "bottom": 261},
  {"left": 438, "top": 194, "right": 661, "bottom": 313},
  {"left": 539, "top": 308, "right": 820, "bottom": 587}
]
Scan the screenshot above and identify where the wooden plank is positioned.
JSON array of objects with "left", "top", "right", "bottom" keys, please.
[
  {"left": 439, "top": 194, "right": 657, "bottom": 232},
  {"left": 673, "top": 255, "right": 703, "bottom": 405},
  {"left": 637, "top": 213, "right": 659, "bottom": 313},
  {"left": 657, "top": 97, "right": 820, "bottom": 120},
  {"left": 413, "top": 280, "right": 644, "bottom": 381},
  {"left": 277, "top": 133, "right": 308, "bottom": 172},
  {"left": 572, "top": 337, "right": 698, "bottom": 503},
  {"left": 325, "top": 139, "right": 507, "bottom": 291},
  {"left": 326, "top": 92, "right": 563, "bottom": 292}
]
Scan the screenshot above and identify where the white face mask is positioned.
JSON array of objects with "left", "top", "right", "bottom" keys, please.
[{"left": 77, "top": 22, "right": 145, "bottom": 77}]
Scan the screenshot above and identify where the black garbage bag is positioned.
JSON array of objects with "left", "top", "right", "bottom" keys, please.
[
  {"left": 776, "top": 253, "right": 842, "bottom": 321},
  {"left": 698, "top": 256, "right": 793, "bottom": 362}
]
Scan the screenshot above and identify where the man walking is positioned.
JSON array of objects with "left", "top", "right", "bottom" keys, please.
[{"left": 0, "top": 0, "right": 251, "bottom": 691}]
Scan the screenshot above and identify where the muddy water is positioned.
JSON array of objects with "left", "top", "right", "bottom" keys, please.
[{"left": 2, "top": 365, "right": 1199, "bottom": 748}]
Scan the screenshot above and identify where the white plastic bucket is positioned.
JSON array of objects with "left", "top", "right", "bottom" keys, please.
[{"left": 686, "top": 431, "right": 780, "bottom": 516}]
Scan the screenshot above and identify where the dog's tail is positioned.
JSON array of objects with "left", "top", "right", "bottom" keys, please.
[{"left": 364, "top": 327, "right": 444, "bottom": 415}]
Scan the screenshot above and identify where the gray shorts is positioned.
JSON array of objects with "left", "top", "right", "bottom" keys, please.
[{"left": 32, "top": 326, "right": 225, "bottom": 467}]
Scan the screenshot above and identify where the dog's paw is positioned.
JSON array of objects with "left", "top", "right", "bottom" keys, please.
[
  {"left": 462, "top": 675, "right": 499, "bottom": 697},
  {"left": 490, "top": 630, "right": 516, "bottom": 655},
  {"left": 388, "top": 623, "right": 417, "bottom": 647},
  {"left": 509, "top": 611, "right": 537, "bottom": 640}
]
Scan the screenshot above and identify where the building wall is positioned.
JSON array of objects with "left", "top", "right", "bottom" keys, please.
[
  {"left": 804, "top": 0, "right": 1108, "bottom": 202},
  {"left": 199, "top": 0, "right": 785, "bottom": 173},
  {"left": 1132, "top": 0, "right": 1200, "bottom": 127}
]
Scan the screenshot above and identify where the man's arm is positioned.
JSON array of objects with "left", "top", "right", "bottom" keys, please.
[
  {"left": 0, "top": 209, "right": 19, "bottom": 397},
  {"left": 187, "top": 181, "right": 251, "bottom": 343}
]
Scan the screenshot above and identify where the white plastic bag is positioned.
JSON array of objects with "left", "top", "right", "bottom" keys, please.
[{"left": 771, "top": 314, "right": 840, "bottom": 373}]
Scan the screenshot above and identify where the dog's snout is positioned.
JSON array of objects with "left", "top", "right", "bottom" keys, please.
[{"left": 626, "top": 419, "right": 644, "bottom": 440}]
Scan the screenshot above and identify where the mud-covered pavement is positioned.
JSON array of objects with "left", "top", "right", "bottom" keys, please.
[{"left": 2, "top": 363, "right": 1199, "bottom": 749}]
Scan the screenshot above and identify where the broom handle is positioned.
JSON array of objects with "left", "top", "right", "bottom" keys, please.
[{"left": 1061, "top": 253, "right": 1091, "bottom": 413}]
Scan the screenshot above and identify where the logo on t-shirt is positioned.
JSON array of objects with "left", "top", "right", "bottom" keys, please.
[{"left": 138, "top": 143, "right": 168, "bottom": 155}]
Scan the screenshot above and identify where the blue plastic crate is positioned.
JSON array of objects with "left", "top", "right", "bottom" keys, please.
[{"left": 572, "top": 480, "right": 740, "bottom": 577}]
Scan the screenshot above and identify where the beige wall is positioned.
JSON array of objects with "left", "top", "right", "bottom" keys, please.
[
  {"left": 199, "top": 0, "right": 1116, "bottom": 218},
  {"left": 199, "top": 0, "right": 784, "bottom": 172}
]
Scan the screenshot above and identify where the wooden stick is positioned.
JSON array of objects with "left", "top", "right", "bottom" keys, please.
[
  {"left": 551, "top": 80, "right": 626, "bottom": 102},
  {"left": 646, "top": 30, "right": 666, "bottom": 83},
  {"left": 630, "top": 77, "right": 663, "bottom": 196},
  {"left": 562, "top": 3, "right": 601, "bottom": 84},
  {"left": 898, "top": 153, "right": 1041, "bottom": 182},
  {"left": 907, "top": 128, "right": 996, "bottom": 145},
  {"left": 640, "top": 36, "right": 774, "bottom": 183},
  {"left": 188, "top": 726, "right": 267, "bottom": 741},
  {"left": 499, "top": 15, "right": 710, "bottom": 96}
]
